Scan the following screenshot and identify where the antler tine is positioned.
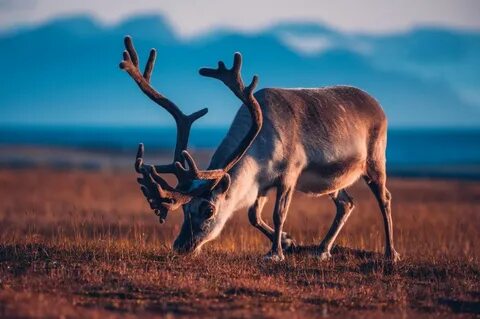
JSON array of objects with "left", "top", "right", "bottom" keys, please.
[
  {"left": 124, "top": 35, "right": 139, "bottom": 67},
  {"left": 143, "top": 48, "right": 156, "bottom": 82},
  {"left": 134, "top": 143, "right": 144, "bottom": 174},
  {"left": 174, "top": 151, "right": 225, "bottom": 185},
  {"left": 199, "top": 52, "right": 263, "bottom": 174}
]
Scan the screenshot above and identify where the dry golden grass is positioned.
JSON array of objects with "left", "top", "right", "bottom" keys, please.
[{"left": 0, "top": 168, "right": 479, "bottom": 318}]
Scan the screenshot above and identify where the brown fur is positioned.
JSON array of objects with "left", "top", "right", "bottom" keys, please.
[{"left": 178, "top": 86, "right": 399, "bottom": 263}]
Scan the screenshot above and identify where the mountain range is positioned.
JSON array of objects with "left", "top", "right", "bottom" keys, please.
[{"left": 0, "top": 15, "right": 479, "bottom": 127}]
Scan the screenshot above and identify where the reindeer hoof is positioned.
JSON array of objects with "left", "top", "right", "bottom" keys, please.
[
  {"left": 315, "top": 251, "right": 332, "bottom": 261},
  {"left": 281, "top": 233, "right": 296, "bottom": 252},
  {"left": 262, "top": 252, "right": 285, "bottom": 262},
  {"left": 386, "top": 250, "right": 401, "bottom": 263}
]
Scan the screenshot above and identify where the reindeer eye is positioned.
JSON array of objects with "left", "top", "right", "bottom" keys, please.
[{"left": 199, "top": 201, "right": 215, "bottom": 218}]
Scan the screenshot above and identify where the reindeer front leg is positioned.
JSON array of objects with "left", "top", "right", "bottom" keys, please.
[
  {"left": 248, "top": 196, "right": 296, "bottom": 251},
  {"left": 263, "top": 184, "right": 295, "bottom": 262}
]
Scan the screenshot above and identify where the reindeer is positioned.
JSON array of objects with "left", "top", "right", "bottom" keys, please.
[{"left": 120, "top": 36, "right": 400, "bottom": 262}]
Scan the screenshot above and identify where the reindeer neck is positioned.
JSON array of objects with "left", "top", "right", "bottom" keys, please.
[
  {"left": 209, "top": 146, "right": 260, "bottom": 212},
  {"left": 207, "top": 108, "right": 263, "bottom": 211}
]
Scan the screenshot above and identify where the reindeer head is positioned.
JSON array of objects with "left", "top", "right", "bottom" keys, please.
[{"left": 119, "top": 36, "right": 262, "bottom": 253}]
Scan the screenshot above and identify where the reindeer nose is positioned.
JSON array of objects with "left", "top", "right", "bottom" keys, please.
[{"left": 173, "top": 236, "right": 196, "bottom": 253}]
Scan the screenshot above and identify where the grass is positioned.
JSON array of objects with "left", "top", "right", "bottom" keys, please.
[{"left": 0, "top": 168, "right": 479, "bottom": 318}]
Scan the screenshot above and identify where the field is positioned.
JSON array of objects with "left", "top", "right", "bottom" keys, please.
[{"left": 0, "top": 168, "right": 479, "bottom": 318}]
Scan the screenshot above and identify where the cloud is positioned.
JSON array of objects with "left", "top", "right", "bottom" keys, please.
[
  {"left": 280, "top": 34, "right": 334, "bottom": 55},
  {"left": 0, "top": 0, "right": 479, "bottom": 37}
]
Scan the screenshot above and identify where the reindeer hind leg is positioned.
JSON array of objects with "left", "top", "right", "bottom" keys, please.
[
  {"left": 317, "top": 189, "right": 355, "bottom": 260},
  {"left": 364, "top": 160, "right": 400, "bottom": 263}
]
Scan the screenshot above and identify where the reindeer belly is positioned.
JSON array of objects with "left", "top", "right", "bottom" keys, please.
[{"left": 296, "top": 156, "right": 366, "bottom": 196}]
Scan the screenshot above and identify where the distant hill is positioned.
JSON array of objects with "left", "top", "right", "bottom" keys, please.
[{"left": 0, "top": 15, "right": 479, "bottom": 127}]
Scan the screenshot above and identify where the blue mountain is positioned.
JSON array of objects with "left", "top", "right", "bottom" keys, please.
[{"left": 0, "top": 15, "right": 479, "bottom": 127}]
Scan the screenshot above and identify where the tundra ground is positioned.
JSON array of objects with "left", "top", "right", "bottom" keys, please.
[{"left": 0, "top": 168, "right": 479, "bottom": 318}]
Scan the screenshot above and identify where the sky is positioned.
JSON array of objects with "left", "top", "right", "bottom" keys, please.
[{"left": 1, "top": 0, "right": 480, "bottom": 38}]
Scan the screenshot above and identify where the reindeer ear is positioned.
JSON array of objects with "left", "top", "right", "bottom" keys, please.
[{"left": 214, "top": 174, "right": 231, "bottom": 195}]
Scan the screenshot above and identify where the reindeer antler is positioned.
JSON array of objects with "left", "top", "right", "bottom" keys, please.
[
  {"left": 199, "top": 53, "right": 263, "bottom": 173},
  {"left": 120, "top": 37, "right": 263, "bottom": 222},
  {"left": 120, "top": 36, "right": 210, "bottom": 221}
]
